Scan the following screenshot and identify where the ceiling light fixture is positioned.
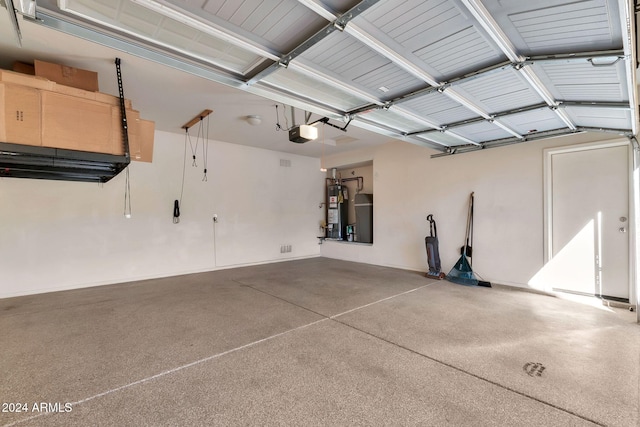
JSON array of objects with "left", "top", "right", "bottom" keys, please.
[{"left": 246, "top": 115, "right": 262, "bottom": 126}]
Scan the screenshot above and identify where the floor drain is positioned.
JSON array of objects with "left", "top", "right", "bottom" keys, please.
[{"left": 523, "top": 362, "right": 546, "bottom": 377}]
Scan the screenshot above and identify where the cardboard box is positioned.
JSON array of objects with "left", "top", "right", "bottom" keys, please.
[
  {"left": 0, "top": 69, "right": 54, "bottom": 90},
  {"left": 135, "top": 118, "right": 155, "bottom": 163},
  {"left": 0, "top": 82, "right": 41, "bottom": 146},
  {"left": 41, "top": 91, "right": 116, "bottom": 154},
  {"left": 94, "top": 91, "right": 132, "bottom": 109},
  {"left": 34, "top": 60, "right": 99, "bottom": 92},
  {"left": 50, "top": 82, "right": 133, "bottom": 109},
  {"left": 12, "top": 61, "right": 35, "bottom": 75},
  {"left": 111, "top": 107, "right": 155, "bottom": 162}
]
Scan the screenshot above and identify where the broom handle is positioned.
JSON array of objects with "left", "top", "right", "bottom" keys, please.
[
  {"left": 464, "top": 192, "right": 473, "bottom": 251},
  {"left": 469, "top": 192, "right": 474, "bottom": 265}
]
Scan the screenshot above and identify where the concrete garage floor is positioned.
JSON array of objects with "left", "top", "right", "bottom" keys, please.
[{"left": 1, "top": 258, "right": 638, "bottom": 426}]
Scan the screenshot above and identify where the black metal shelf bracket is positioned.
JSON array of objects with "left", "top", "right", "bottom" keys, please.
[{"left": 115, "top": 58, "right": 130, "bottom": 161}]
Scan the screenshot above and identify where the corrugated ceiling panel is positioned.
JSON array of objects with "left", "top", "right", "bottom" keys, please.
[
  {"left": 363, "top": 0, "right": 462, "bottom": 48},
  {"left": 508, "top": 0, "right": 613, "bottom": 51},
  {"left": 449, "top": 121, "right": 513, "bottom": 142},
  {"left": 62, "top": 0, "right": 119, "bottom": 20},
  {"left": 262, "top": 68, "right": 371, "bottom": 111},
  {"left": 498, "top": 108, "right": 567, "bottom": 134},
  {"left": 300, "top": 32, "right": 425, "bottom": 99},
  {"left": 563, "top": 106, "right": 632, "bottom": 130},
  {"left": 54, "top": 0, "right": 635, "bottom": 151},
  {"left": 412, "top": 26, "right": 502, "bottom": 80},
  {"left": 116, "top": 3, "right": 163, "bottom": 38},
  {"left": 482, "top": 0, "right": 622, "bottom": 54},
  {"left": 533, "top": 61, "right": 628, "bottom": 102},
  {"left": 362, "top": 108, "right": 434, "bottom": 134},
  {"left": 190, "top": 33, "right": 264, "bottom": 73},
  {"left": 397, "top": 91, "right": 479, "bottom": 125},
  {"left": 455, "top": 68, "right": 543, "bottom": 113},
  {"left": 416, "top": 132, "right": 474, "bottom": 147},
  {"left": 362, "top": 0, "right": 503, "bottom": 80},
  {"left": 201, "top": 0, "right": 324, "bottom": 52},
  {"left": 153, "top": 16, "right": 199, "bottom": 49},
  {"left": 61, "top": 0, "right": 262, "bottom": 74}
]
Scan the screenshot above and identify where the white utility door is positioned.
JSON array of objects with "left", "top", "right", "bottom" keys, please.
[{"left": 549, "top": 143, "right": 629, "bottom": 301}]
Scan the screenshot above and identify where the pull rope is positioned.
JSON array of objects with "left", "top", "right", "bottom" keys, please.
[
  {"left": 124, "top": 167, "right": 131, "bottom": 218},
  {"left": 187, "top": 126, "right": 198, "bottom": 167},
  {"left": 202, "top": 115, "right": 209, "bottom": 182}
]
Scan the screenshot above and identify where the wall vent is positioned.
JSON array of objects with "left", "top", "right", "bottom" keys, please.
[{"left": 280, "top": 159, "right": 291, "bottom": 167}]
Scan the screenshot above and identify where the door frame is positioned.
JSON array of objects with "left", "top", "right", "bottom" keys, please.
[{"left": 543, "top": 138, "right": 637, "bottom": 311}]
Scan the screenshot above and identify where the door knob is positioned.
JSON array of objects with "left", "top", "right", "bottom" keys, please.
[{"left": 619, "top": 227, "right": 627, "bottom": 233}]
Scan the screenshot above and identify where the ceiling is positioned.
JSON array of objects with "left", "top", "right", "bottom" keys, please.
[{"left": 1, "top": 0, "right": 638, "bottom": 158}]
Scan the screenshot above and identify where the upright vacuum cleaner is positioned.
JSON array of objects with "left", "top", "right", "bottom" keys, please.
[{"left": 425, "top": 214, "right": 445, "bottom": 279}]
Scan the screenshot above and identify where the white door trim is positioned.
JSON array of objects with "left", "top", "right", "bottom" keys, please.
[{"left": 543, "top": 138, "right": 636, "bottom": 306}]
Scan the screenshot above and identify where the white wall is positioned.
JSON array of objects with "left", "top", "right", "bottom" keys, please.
[
  {"left": 321, "top": 132, "right": 627, "bottom": 291},
  {"left": 3, "top": 129, "right": 634, "bottom": 299},
  {"left": 0, "top": 130, "right": 324, "bottom": 298}
]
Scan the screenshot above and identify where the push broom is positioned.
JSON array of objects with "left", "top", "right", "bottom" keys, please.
[{"left": 446, "top": 192, "right": 491, "bottom": 287}]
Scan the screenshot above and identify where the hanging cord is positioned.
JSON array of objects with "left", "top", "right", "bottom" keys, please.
[
  {"left": 187, "top": 126, "right": 198, "bottom": 167},
  {"left": 124, "top": 166, "right": 132, "bottom": 218},
  {"left": 180, "top": 130, "right": 188, "bottom": 204},
  {"left": 201, "top": 114, "right": 209, "bottom": 182},
  {"left": 320, "top": 123, "right": 325, "bottom": 171},
  {"left": 174, "top": 130, "right": 189, "bottom": 224},
  {"left": 275, "top": 104, "right": 282, "bottom": 131},
  {"left": 283, "top": 103, "right": 290, "bottom": 130}
]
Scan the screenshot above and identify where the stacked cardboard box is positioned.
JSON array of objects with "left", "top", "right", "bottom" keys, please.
[{"left": 0, "top": 61, "right": 154, "bottom": 162}]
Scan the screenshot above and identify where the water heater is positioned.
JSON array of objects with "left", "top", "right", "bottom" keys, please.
[{"left": 326, "top": 182, "right": 348, "bottom": 240}]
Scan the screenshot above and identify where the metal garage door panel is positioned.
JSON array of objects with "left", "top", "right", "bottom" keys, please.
[
  {"left": 188, "top": 32, "right": 266, "bottom": 74},
  {"left": 61, "top": 0, "right": 265, "bottom": 75},
  {"left": 300, "top": 32, "right": 426, "bottom": 99},
  {"left": 176, "top": 0, "right": 327, "bottom": 53},
  {"left": 417, "top": 131, "right": 475, "bottom": 147},
  {"left": 499, "top": 108, "right": 567, "bottom": 135},
  {"left": 455, "top": 67, "right": 544, "bottom": 114},
  {"left": 398, "top": 92, "right": 479, "bottom": 126},
  {"left": 482, "top": 0, "right": 622, "bottom": 55},
  {"left": 532, "top": 61, "right": 628, "bottom": 103},
  {"left": 60, "top": 0, "right": 119, "bottom": 20},
  {"left": 262, "top": 68, "right": 372, "bottom": 111},
  {"left": 563, "top": 106, "right": 632, "bottom": 130},
  {"left": 449, "top": 121, "right": 513, "bottom": 142},
  {"left": 363, "top": 108, "right": 434, "bottom": 134},
  {"left": 360, "top": 0, "right": 504, "bottom": 81}
]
